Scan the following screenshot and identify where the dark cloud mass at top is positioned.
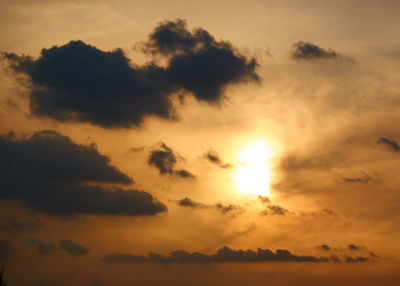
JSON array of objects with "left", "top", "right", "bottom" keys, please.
[
  {"left": 291, "top": 41, "right": 341, "bottom": 60},
  {"left": 148, "top": 142, "right": 195, "bottom": 178},
  {"left": 1, "top": 19, "right": 259, "bottom": 128},
  {"left": 0, "top": 130, "right": 166, "bottom": 215}
]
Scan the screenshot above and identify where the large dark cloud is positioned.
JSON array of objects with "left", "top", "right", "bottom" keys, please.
[
  {"left": 0, "top": 130, "right": 166, "bottom": 215},
  {"left": 59, "top": 239, "right": 89, "bottom": 256},
  {"left": 148, "top": 142, "right": 194, "bottom": 178},
  {"left": 377, "top": 137, "right": 400, "bottom": 152},
  {"left": 1, "top": 19, "right": 259, "bottom": 128},
  {"left": 291, "top": 41, "right": 342, "bottom": 60},
  {"left": 0, "top": 240, "right": 12, "bottom": 261},
  {"left": 103, "top": 246, "right": 330, "bottom": 263}
]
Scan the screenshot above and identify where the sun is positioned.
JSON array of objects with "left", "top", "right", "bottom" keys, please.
[{"left": 234, "top": 142, "right": 272, "bottom": 196}]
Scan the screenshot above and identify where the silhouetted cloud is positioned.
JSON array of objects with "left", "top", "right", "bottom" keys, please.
[
  {"left": 348, "top": 244, "right": 365, "bottom": 251},
  {"left": 0, "top": 130, "right": 167, "bottom": 216},
  {"left": 377, "top": 137, "right": 400, "bottom": 152},
  {"left": 258, "top": 196, "right": 270, "bottom": 204},
  {"left": 318, "top": 244, "right": 331, "bottom": 251},
  {"left": 176, "top": 197, "right": 241, "bottom": 214},
  {"left": 148, "top": 142, "right": 194, "bottom": 178},
  {"left": 0, "top": 240, "right": 11, "bottom": 261},
  {"left": 177, "top": 197, "right": 206, "bottom": 208},
  {"left": 215, "top": 203, "right": 241, "bottom": 214},
  {"left": 26, "top": 238, "right": 56, "bottom": 255},
  {"left": 59, "top": 239, "right": 89, "bottom": 256},
  {"left": 203, "top": 150, "right": 232, "bottom": 169},
  {"left": 291, "top": 41, "right": 341, "bottom": 60},
  {"left": 341, "top": 174, "right": 371, "bottom": 183},
  {"left": 261, "top": 205, "right": 289, "bottom": 216},
  {"left": 103, "top": 246, "right": 329, "bottom": 263},
  {"left": 280, "top": 154, "right": 329, "bottom": 171},
  {"left": 1, "top": 219, "right": 44, "bottom": 233},
  {"left": 344, "top": 256, "right": 369, "bottom": 263},
  {"left": 1, "top": 19, "right": 259, "bottom": 128}
]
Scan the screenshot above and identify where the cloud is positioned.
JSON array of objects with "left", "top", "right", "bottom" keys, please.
[
  {"left": 148, "top": 142, "right": 194, "bottom": 178},
  {"left": 0, "top": 240, "right": 12, "bottom": 261},
  {"left": 176, "top": 197, "right": 241, "bottom": 214},
  {"left": 203, "top": 150, "right": 232, "bottom": 169},
  {"left": 1, "top": 219, "right": 44, "bottom": 233},
  {"left": 344, "top": 256, "right": 369, "bottom": 263},
  {"left": 103, "top": 246, "right": 329, "bottom": 263},
  {"left": 59, "top": 239, "right": 89, "bottom": 256},
  {"left": 215, "top": 203, "right": 241, "bottom": 214},
  {"left": 341, "top": 174, "right": 371, "bottom": 183},
  {"left": 1, "top": 19, "right": 259, "bottom": 128},
  {"left": 177, "top": 197, "right": 206, "bottom": 208},
  {"left": 26, "top": 238, "right": 56, "bottom": 255},
  {"left": 348, "top": 244, "right": 365, "bottom": 251},
  {"left": 377, "top": 137, "right": 400, "bottom": 152},
  {"left": 0, "top": 130, "right": 167, "bottom": 216},
  {"left": 261, "top": 205, "right": 289, "bottom": 216},
  {"left": 258, "top": 196, "right": 271, "bottom": 204},
  {"left": 291, "top": 41, "right": 342, "bottom": 60},
  {"left": 318, "top": 244, "right": 331, "bottom": 251}
]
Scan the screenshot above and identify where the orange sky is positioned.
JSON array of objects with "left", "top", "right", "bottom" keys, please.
[{"left": 1, "top": 0, "right": 400, "bottom": 285}]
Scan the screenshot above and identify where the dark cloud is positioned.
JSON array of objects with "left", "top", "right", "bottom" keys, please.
[
  {"left": 261, "top": 205, "right": 289, "bottom": 216},
  {"left": 318, "top": 244, "right": 331, "bottom": 251},
  {"left": 0, "top": 130, "right": 167, "bottom": 216},
  {"left": 148, "top": 142, "right": 194, "bottom": 178},
  {"left": 215, "top": 203, "right": 241, "bottom": 214},
  {"left": 177, "top": 197, "right": 206, "bottom": 208},
  {"left": 377, "top": 137, "right": 400, "bottom": 152},
  {"left": 203, "top": 150, "right": 232, "bottom": 169},
  {"left": 1, "top": 219, "right": 44, "bottom": 233},
  {"left": 59, "top": 239, "right": 89, "bottom": 256},
  {"left": 1, "top": 19, "right": 259, "bottom": 128},
  {"left": 348, "top": 244, "right": 365, "bottom": 251},
  {"left": 103, "top": 246, "right": 329, "bottom": 264},
  {"left": 341, "top": 174, "right": 371, "bottom": 183},
  {"left": 344, "top": 256, "right": 369, "bottom": 263},
  {"left": 291, "top": 41, "right": 341, "bottom": 60},
  {"left": 176, "top": 198, "right": 241, "bottom": 214},
  {"left": 258, "top": 196, "right": 270, "bottom": 204},
  {"left": 26, "top": 238, "right": 56, "bottom": 255},
  {"left": 0, "top": 240, "right": 11, "bottom": 261}
]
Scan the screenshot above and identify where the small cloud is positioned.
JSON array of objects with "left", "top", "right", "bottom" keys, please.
[
  {"left": 59, "top": 239, "right": 89, "bottom": 256},
  {"left": 203, "top": 150, "right": 232, "bottom": 169},
  {"left": 377, "top": 137, "right": 400, "bottom": 152},
  {"left": 148, "top": 142, "right": 195, "bottom": 178},
  {"left": 318, "top": 244, "right": 331, "bottom": 251},
  {"left": 26, "top": 238, "right": 56, "bottom": 255},
  {"left": 291, "top": 41, "right": 346, "bottom": 61}
]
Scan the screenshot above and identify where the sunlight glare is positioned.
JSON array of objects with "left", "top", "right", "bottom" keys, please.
[{"left": 234, "top": 142, "right": 272, "bottom": 196}]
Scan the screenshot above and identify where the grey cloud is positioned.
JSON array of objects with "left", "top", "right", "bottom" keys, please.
[
  {"left": 148, "top": 142, "right": 195, "bottom": 179},
  {"left": 291, "top": 41, "right": 342, "bottom": 60},
  {"left": 26, "top": 238, "right": 56, "bottom": 255},
  {"left": 377, "top": 137, "right": 400, "bottom": 152},
  {"left": 103, "top": 246, "right": 329, "bottom": 264},
  {"left": 176, "top": 197, "right": 241, "bottom": 214},
  {"left": 59, "top": 239, "right": 89, "bottom": 256},
  {"left": 203, "top": 150, "right": 232, "bottom": 169},
  {"left": 0, "top": 130, "right": 167, "bottom": 216},
  {"left": 1, "top": 19, "right": 259, "bottom": 128}
]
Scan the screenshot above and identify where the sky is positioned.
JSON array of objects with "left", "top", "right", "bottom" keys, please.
[{"left": 1, "top": 0, "right": 400, "bottom": 285}]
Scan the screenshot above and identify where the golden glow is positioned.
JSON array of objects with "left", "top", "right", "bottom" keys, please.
[{"left": 234, "top": 142, "right": 272, "bottom": 196}]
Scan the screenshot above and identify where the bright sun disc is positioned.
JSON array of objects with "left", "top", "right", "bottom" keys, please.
[{"left": 234, "top": 142, "right": 272, "bottom": 196}]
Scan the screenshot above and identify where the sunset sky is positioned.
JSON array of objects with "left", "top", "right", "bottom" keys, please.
[{"left": 1, "top": 0, "right": 400, "bottom": 285}]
